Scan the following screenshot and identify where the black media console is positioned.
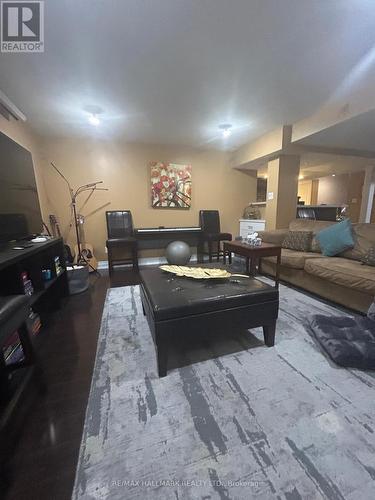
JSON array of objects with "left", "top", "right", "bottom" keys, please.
[
  {"left": 0, "top": 237, "right": 68, "bottom": 305},
  {"left": 0, "top": 238, "right": 68, "bottom": 464}
]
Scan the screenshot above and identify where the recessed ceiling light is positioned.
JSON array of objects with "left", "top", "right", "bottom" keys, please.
[
  {"left": 88, "top": 114, "right": 100, "bottom": 126},
  {"left": 332, "top": 174, "right": 336, "bottom": 177},
  {"left": 218, "top": 123, "right": 232, "bottom": 138}
]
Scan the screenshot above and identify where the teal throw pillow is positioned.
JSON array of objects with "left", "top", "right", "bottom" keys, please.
[{"left": 315, "top": 219, "right": 354, "bottom": 257}]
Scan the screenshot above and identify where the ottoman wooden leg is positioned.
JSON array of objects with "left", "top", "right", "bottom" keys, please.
[
  {"left": 263, "top": 322, "right": 276, "bottom": 347},
  {"left": 246, "top": 257, "right": 250, "bottom": 274},
  {"left": 250, "top": 257, "right": 257, "bottom": 276},
  {"left": 132, "top": 244, "right": 139, "bottom": 271},
  {"left": 156, "top": 331, "right": 168, "bottom": 377},
  {"left": 156, "top": 345, "right": 168, "bottom": 378}
]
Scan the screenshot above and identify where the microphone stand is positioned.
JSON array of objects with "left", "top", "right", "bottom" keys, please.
[{"left": 50, "top": 163, "right": 108, "bottom": 275}]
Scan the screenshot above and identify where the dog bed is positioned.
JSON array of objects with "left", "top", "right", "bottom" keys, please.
[{"left": 308, "top": 314, "right": 375, "bottom": 369}]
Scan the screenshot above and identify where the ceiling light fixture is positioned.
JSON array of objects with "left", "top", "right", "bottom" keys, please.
[
  {"left": 219, "top": 123, "right": 232, "bottom": 138},
  {"left": 299, "top": 175, "right": 304, "bottom": 180},
  {"left": 88, "top": 114, "right": 100, "bottom": 126},
  {"left": 332, "top": 174, "right": 336, "bottom": 177}
]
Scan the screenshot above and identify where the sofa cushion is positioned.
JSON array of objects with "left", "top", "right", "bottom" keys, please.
[
  {"left": 361, "top": 246, "right": 375, "bottom": 267},
  {"left": 289, "top": 219, "right": 335, "bottom": 253},
  {"left": 263, "top": 248, "right": 323, "bottom": 270},
  {"left": 341, "top": 223, "right": 375, "bottom": 261},
  {"left": 315, "top": 219, "right": 354, "bottom": 257},
  {"left": 282, "top": 231, "right": 312, "bottom": 252},
  {"left": 258, "top": 229, "right": 289, "bottom": 245},
  {"left": 304, "top": 257, "right": 375, "bottom": 294}
]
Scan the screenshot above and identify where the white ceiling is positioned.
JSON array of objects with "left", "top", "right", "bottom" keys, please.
[
  {"left": 296, "top": 109, "right": 375, "bottom": 152},
  {"left": 1, "top": 0, "right": 375, "bottom": 149},
  {"left": 256, "top": 152, "right": 371, "bottom": 179}
]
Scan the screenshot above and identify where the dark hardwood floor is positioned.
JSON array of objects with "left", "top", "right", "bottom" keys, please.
[{"left": 3, "top": 269, "right": 140, "bottom": 500}]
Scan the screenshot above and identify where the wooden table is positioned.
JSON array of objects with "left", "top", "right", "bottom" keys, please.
[{"left": 223, "top": 241, "right": 281, "bottom": 288}]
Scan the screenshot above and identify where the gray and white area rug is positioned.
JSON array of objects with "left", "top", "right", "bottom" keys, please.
[{"left": 73, "top": 282, "right": 375, "bottom": 500}]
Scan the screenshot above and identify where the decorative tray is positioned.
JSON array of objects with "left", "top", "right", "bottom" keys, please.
[{"left": 159, "top": 265, "right": 248, "bottom": 280}]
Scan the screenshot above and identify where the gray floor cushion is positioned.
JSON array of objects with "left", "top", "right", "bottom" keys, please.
[{"left": 309, "top": 314, "right": 375, "bottom": 369}]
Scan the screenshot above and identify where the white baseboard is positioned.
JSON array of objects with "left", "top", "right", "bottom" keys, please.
[
  {"left": 98, "top": 261, "right": 109, "bottom": 270},
  {"left": 98, "top": 254, "right": 199, "bottom": 270}
]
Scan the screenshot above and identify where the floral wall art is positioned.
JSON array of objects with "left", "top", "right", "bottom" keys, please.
[{"left": 150, "top": 162, "right": 192, "bottom": 209}]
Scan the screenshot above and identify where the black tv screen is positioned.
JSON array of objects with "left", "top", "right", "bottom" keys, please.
[{"left": 0, "top": 131, "right": 43, "bottom": 241}]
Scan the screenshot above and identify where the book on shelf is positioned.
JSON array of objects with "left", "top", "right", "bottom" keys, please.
[
  {"left": 54, "top": 256, "right": 64, "bottom": 276},
  {"left": 21, "top": 271, "right": 34, "bottom": 296},
  {"left": 2, "top": 330, "right": 25, "bottom": 365},
  {"left": 3, "top": 340, "right": 20, "bottom": 360},
  {"left": 6, "top": 344, "right": 24, "bottom": 364},
  {"left": 28, "top": 309, "right": 42, "bottom": 336}
]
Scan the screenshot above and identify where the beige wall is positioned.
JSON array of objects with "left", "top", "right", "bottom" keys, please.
[
  {"left": 311, "top": 179, "right": 319, "bottom": 205},
  {"left": 298, "top": 180, "right": 313, "bottom": 205},
  {"left": 297, "top": 179, "right": 319, "bottom": 205},
  {"left": 317, "top": 174, "right": 350, "bottom": 205},
  {"left": 316, "top": 171, "right": 364, "bottom": 222},
  {"left": 347, "top": 171, "right": 364, "bottom": 222},
  {"left": 0, "top": 116, "right": 257, "bottom": 261},
  {"left": 39, "top": 138, "right": 257, "bottom": 260},
  {"left": 230, "top": 127, "right": 285, "bottom": 169}
]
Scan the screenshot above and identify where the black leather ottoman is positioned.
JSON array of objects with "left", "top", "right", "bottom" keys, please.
[{"left": 140, "top": 268, "right": 279, "bottom": 377}]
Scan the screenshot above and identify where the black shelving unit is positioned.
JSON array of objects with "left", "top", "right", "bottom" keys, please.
[
  {"left": 0, "top": 238, "right": 68, "bottom": 461},
  {"left": 0, "top": 238, "right": 68, "bottom": 310}
]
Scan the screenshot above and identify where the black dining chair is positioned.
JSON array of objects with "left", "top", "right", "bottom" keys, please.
[
  {"left": 297, "top": 207, "right": 316, "bottom": 220},
  {"left": 106, "top": 211, "right": 138, "bottom": 274},
  {"left": 199, "top": 210, "right": 232, "bottom": 262}
]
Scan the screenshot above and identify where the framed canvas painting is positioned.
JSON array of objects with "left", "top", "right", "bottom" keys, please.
[{"left": 150, "top": 162, "right": 192, "bottom": 208}]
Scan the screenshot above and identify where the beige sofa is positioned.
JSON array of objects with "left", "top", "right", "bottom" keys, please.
[{"left": 259, "top": 219, "right": 375, "bottom": 313}]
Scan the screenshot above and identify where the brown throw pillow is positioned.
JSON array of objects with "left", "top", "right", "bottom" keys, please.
[
  {"left": 311, "top": 236, "right": 321, "bottom": 253},
  {"left": 282, "top": 231, "right": 313, "bottom": 252},
  {"left": 361, "top": 247, "right": 375, "bottom": 267}
]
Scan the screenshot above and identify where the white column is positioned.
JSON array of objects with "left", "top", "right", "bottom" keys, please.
[{"left": 359, "top": 166, "right": 375, "bottom": 223}]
